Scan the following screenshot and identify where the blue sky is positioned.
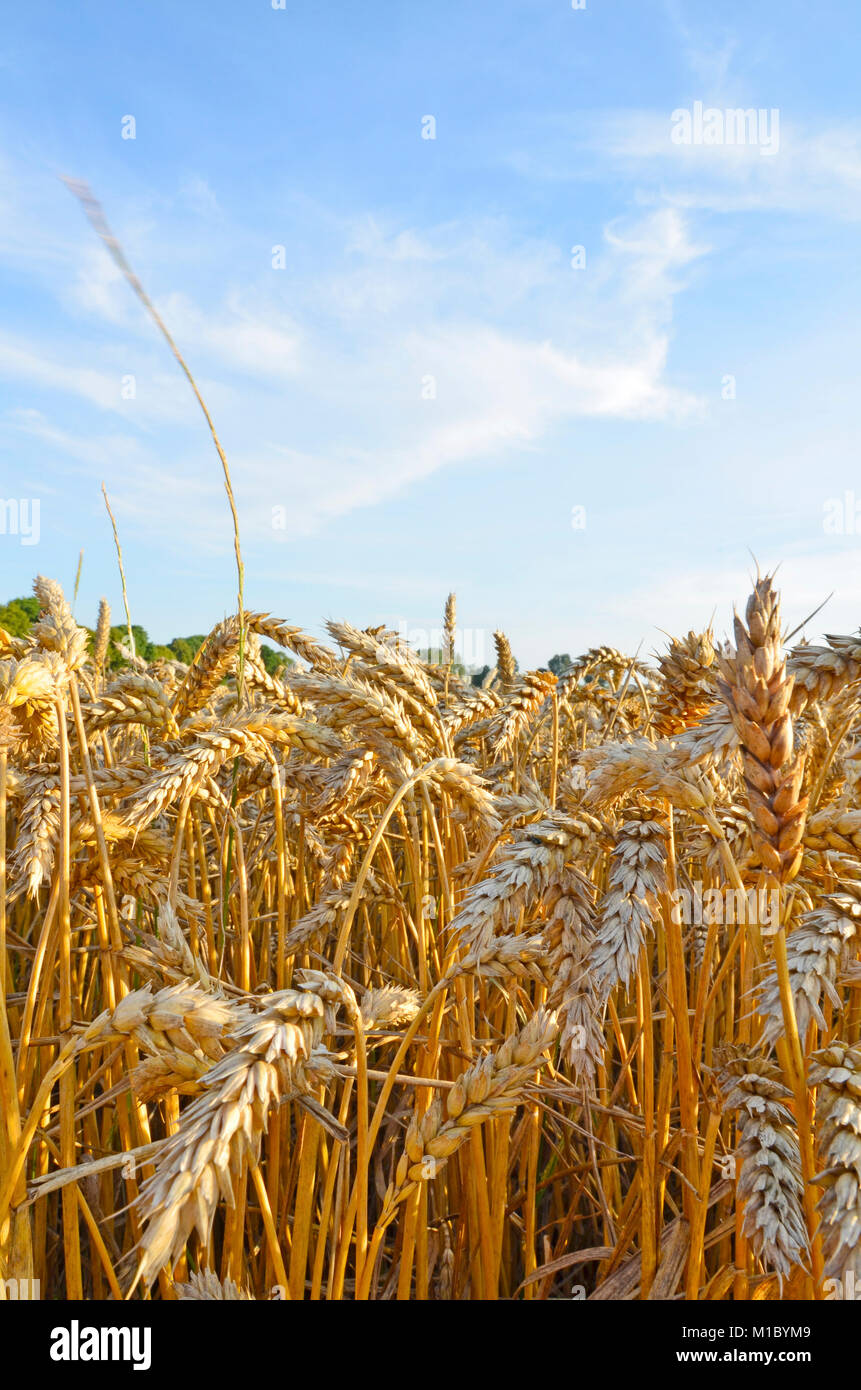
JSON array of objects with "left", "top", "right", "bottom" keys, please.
[{"left": 2, "top": 0, "right": 861, "bottom": 668}]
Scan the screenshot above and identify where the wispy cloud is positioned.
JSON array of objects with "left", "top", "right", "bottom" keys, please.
[
  {"left": 507, "top": 108, "right": 861, "bottom": 220},
  {"left": 0, "top": 334, "right": 122, "bottom": 410},
  {"left": 2, "top": 173, "right": 705, "bottom": 544}
]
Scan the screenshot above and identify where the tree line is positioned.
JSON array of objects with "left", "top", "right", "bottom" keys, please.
[
  {"left": 0, "top": 596, "right": 286, "bottom": 674},
  {"left": 2, "top": 596, "right": 576, "bottom": 682}
]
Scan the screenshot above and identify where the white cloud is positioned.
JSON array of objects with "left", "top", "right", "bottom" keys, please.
[
  {"left": 0, "top": 164, "right": 705, "bottom": 546},
  {"left": 0, "top": 335, "right": 122, "bottom": 411},
  {"left": 63, "top": 244, "right": 132, "bottom": 326},
  {"left": 152, "top": 290, "right": 302, "bottom": 379},
  {"left": 510, "top": 548, "right": 861, "bottom": 669},
  {"left": 236, "top": 209, "right": 705, "bottom": 534},
  {"left": 525, "top": 108, "right": 861, "bottom": 220}
]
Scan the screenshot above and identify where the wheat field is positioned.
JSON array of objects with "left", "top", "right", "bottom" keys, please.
[
  {"left": 1, "top": 187, "right": 859, "bottom": 1305},
  {"left": 0, "top": 569, "right": 860, "bottom": 1301}
]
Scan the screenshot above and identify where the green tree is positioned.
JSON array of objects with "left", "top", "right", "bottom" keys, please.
[
  {"left": 418, "top": 646, "right": 468, "bottom": 679},
  {"left": 259, "top": 643, "right": 293, "bottom": 675},
  {"left": 0, "top": 596, "right": 39, "bottom": 636},
  {"left": 106, "top": 623, "right": 154, "bottom": 669},
  {"left": 2, "top": 598, "right": 292, "bottom": 681},
  {"left": 168, "top": 635, "right": 206, "bottom": 665},
  {"left": 548, "top": 653, "right": 573, "bottom": 677}
]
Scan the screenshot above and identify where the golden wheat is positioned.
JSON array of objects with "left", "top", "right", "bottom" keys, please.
[{"left": 2, "top": 569, "right": 861, "bottom": 1302}]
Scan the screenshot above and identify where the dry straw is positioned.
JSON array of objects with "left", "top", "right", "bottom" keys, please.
[{"left": 3, "top": 567, "right": 861, "bottom": 1300}]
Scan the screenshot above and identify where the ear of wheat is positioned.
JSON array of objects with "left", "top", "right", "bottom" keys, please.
[{"left": 4, "top": 561, "right": 861, "bottom": 1302}]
